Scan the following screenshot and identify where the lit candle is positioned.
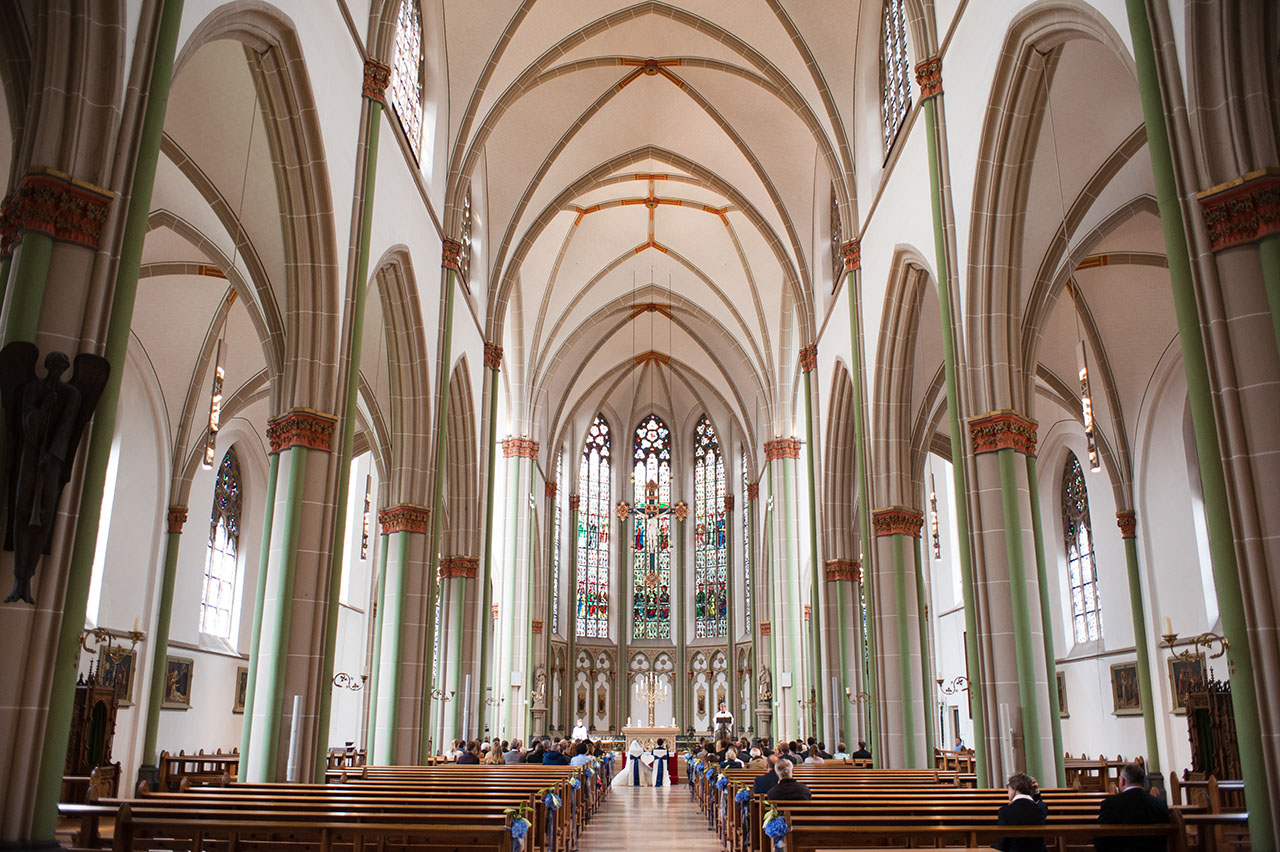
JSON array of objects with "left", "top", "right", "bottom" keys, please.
[
  {"left": 1162, "top": 617, "right": 1172, "bottom": 636},
  {"left": 133, "top": 617, "right": 140, "bottom": 633}
]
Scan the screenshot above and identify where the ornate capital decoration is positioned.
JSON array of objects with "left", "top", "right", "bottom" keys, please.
[
  {"left": 267, "top": 408, "right": 338, "bottom": 454},
  {"left": 872, "top": 506, "right": 925, "bottom": 538},
  {"left": 724, "top": 493, "right": 735, "bottom": 512},
  {"left": 492, "top": 604, "right": 499, "bottom": 620},
  {"left": 483, "top": 342, "right": 503, "bottom": 371},
  {"left": 915, "top": 55, "right": 943, "bottom": 99},
  {"left": 532, "top": 619, "right": 544, "bottom": 634},
  {"left": 362, "top": 59, "right": 391, "bottom": 100},
  {"left": 799, "top": 344, "right": 818, "bottom": 373},
  {"left": 568, "top": 493, "right": 581, "bottom": 512},
  {"left": 1116, "top": 510, "right": 1137, "bottom": 539},
  {"left": 673, "top": 501, "right": 689, "bottom": 522},
  {"left": 378, "top": 503, "right": 431, "bottom": 535},
  {"left": 824, "top": 558, "right": 860, "bottom": 582},
  {"left": 1198, "top": 168, "right": 1280, "bottom": 251},
  {"left": 614, "top": 500, "right": 632, "bottom": 521},
  {"left": 803, "top": 605, "right": 811, "bottom": 621},
  {"left": 764, "top": 438, "right": 802, "bottom": 460},
  {"left": 840, "top": 239, "right": 861, "bottom": 273},
  {"left": 746, "top": 481, "right": 759, "bottom": 500},
  {"left": 441, "top": 237, "right": 463, "bottom": 270},
  {"left": 545, "top": 481, "right": 558, "bottom": 499},
  {"left": 968, "top": 410, "right": 1037, "bottom": 456},
  {"left": 760, "top": 621, "right": 771, "bottom": 636},
  {"left": 439, "top": 555, "right": 478, "bottom": 579},
  {"left": 0, "top": 170, "right": 114, "bottom": 257},
  {"left": 502, "top": 437, "right": 539, "bottom": 458},
  {"left": 166, "top": 506, "right": 189, "bottom": 534}
]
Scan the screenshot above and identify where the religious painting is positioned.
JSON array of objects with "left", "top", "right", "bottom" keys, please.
[
  {"left": 696, "top": 686, "right": 706, "bottom": 718},
  {"left": 233, "top": 666, "right": 249, "bottom": 714},
  {"left": 595, "top": 685, "right": 607, "bottom": 718},
  {"left": 162, "top": 656, "right": 194, "bottom": 709},
  {"left": 577, "top": 687, "right": 587, "bottom": 718},
  {"left": 1109, "top": 661, "right": 1141, "bottom": 715},
  {"left": 98, "top": 647, "right": 137, "bottom": 707},
  {"left": 1168, "top": 654, "right": 1206, "bottom": 715},
  {"left": 1055, "top": 670, "right": 1069, "bottom": 718}
]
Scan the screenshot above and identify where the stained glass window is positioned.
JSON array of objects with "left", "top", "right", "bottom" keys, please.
[
  {"left": 576, "top": 416, "right": 611, "bottom": 638},
  {"left": 200, "top": 449, "right": 242, "bottom": 638},
  {"left": 694, "top": 416, "right": 728, "bottom": 638},
  {"left": 741, "top": 450, "right": 751, "bottom": 625},
  {"left": 830, "top": 186, "right": 843, "bottom": 291},
  {"left": 880, "top": 0, "right": 911, "bottom": 153},
  {"left": 1062, "top": 452, "right": 1103, "bottom": 643},
  {"left": 632, "top": 415, "right": 672, "bottom": 640},
  {"left": 389, "top": 0, "right": 424, "bottom": 154},
  {"left": 552, "top": 450, "right": 563, "bottom": 635},
  {"left": 459, "top": 184, "right": 473, "bottom": 288}
]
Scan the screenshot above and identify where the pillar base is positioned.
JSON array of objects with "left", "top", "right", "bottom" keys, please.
[
  {"left": 136, "top": 764, "right": 160, "bottom": 790},
  {"left": 756, "top": 705, "right": 772, "bottom": 740}
]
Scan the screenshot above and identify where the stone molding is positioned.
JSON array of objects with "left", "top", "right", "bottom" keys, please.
[
  {"left": 532, "top": 619, "right": 544, "bottom": 634},
  {"left": 502, "top": 437, "right": 539, "bottom": 458},
  {"left": 568, "top": 494, "right": 580, "bottom": 512},
  {"left": 267, "top": 408, "right": 338, "bottom": 453},
  {"left": 799, "top": 344, "right": 818, "bottom": 373},
  {"left": 760, "top": 621, "right": 771, "bottom": 636},
  {"left": 441, "top": 238, "right": 463, "bottom": 270},
  {"left": 0, "top": 169, "right": 114, "bottom": 256},
  {"left": 824, "top": 558, "right": 861, "bottom": 582},
  {"left": 724, "top": 493, "right": 735, "bottom": 512},
  {"left": 167, "top": 506, "right": 189, "bottom": 534},
  {"left": 872, "top": 506, "right": 924, "bottom": 537},
  {"left": 1116, "top": 510, "right": 1137, "bottom": 539},
  {"left": 484, "top": 342, "right": 503, "bottom": 370},
  {"left": 746, "top": 481, "right": 759, "bottom": 500},
  {"left": 841, "top": 239, "right": 861, "bottom": 273},
  {"left": 378, "top": 503, "right": 431, "bottom": 535},
  {"left": 764, "top": 438, "right": 802, "bottom": 460},
  {"left": 968, "top": 410, "right": 1037, "bottom": 456},
  {"left": 362, "top": 59, "right": 391, "bottom": 100},
  {"left": 439, "top": 555, "right": 478, "bottom": 579},
  {"left": 545, "top": 481, "right": 558, "bottom": 499},
  {"left": 915, "top": 55, "right": 943, "bottom": 99},
  {"left": 1198, "top": 168, "right": 1280, "bottom": 251}
]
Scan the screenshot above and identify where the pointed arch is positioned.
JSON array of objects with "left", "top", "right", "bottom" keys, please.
[
  {"left": 576, "top": 414, "right": 612, "bottom": 639},
  {"left": 631, "top": 413, "right": 672, "bottom": 640},
  {"left": 442, "top": 358, "right": 479, "bottom": 557}
]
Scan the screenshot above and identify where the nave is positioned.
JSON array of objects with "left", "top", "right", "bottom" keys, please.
[{"left": 578, "top": 786, "right": 716, "bottom": 852}]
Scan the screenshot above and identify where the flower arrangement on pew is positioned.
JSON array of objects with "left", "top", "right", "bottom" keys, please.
[
  {"left": 504, "top": 803, "right": 534, "bottom": 852},
  {"left": 762, "top": 805, "right": 790, "bottom": 852}
]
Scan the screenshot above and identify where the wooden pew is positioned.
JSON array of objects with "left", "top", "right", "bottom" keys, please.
[{"left": 155, "top": 749, "right": 239, "bottom": 792}]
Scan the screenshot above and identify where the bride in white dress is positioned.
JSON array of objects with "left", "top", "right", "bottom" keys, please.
[{"left": 611, "top": 740, "right": 654, "bottom": 787}]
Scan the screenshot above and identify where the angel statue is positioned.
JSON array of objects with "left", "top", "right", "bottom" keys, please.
[{"left": 0, "top": 343, "right": 109, "bottom": 604}]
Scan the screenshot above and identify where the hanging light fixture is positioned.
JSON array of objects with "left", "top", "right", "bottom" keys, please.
[
  {"left": 202, "top": 338, "right": 225, "bottom": 469},
  {"left": 360, "top": 472, "right": 373, "bottom": 559},
  {"left": 929, "top": 471, "right": 941, "bottom": 559}
]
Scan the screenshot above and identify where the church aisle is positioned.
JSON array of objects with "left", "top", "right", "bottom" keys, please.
[{"left": 579, "top": 784, "right": 720, "bottom": 851}]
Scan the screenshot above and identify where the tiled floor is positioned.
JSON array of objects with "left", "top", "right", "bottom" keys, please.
[{"left": 581, "top": 784, "right": 721, "bottom": 850}]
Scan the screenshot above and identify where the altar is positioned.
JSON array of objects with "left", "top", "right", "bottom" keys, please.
[{"left": 620, "top": 725, "right": 679, "bottom": 751}]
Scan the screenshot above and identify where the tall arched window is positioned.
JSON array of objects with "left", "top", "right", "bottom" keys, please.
[
  {"left": 632, "top": 415, "right": 672, "bottom": 640},
  {"left": 741, "top": 450, "right": 751, "bottom": 625},
  {"left": 577, "top": 416, "right": 611, "bottom": 638},
  {"left": 694, "top": 416, "right": 727, "bottom": 638},
  {"left": 552, "top": 449, "right": 563, "bottom": 635},
  {"left": 880, "top": 0, "right": 911, "bottom": 153},
  {"left": 200, "top": 449, "right": 242, "bottom": 639},
  {"left": 458, "top": 184, "right": 473, "bottom": 288},
  {"left": 389, "top": 0, "right": 424, "bottom": 154},
  {"left": 1062, "top": 452, "right": 1103, "bottom": 643}
]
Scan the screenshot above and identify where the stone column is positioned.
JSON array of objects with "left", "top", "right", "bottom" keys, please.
[
  {"left": 871, "top": 508, "right": 924, "bottom": 768},
  {"left": 1115, "top": 511, "right": 1161, "bottom": 780},
  {"left": 1025, "top": 455, "right": 1065, "bottom": 786},
  {"left": 674, "top": 500, "right": 689, "bottom": 732},
  {"left": 139, "top": 505, "right": 191, "bottom": 782},
  {"left": 563, "top": 494, "right": 580, "bottom": 730},
  {"left": 497, "top": 438, "right": 536, "bottom": 739},
  {"left": 542, "top": 481, "right": 558, "bottom": 732},
  {"left": 364, "top": 532, "right": 390, "bottom": 752},
  {"left": 724, "top": 492, "right": 736, "bottom": 733},
  {"left": 746, "top": 480, "right": 761, "bottom": 735},
  {"left": 475, "top": 343, "right": 502, "bottom": 730},
  {"left": 440, "top": 555, "right": 478, "bottom": 743},
  {"left": 824, "top": 558, "right": 859, "bottom": 747},
  {"left": 765, "top": 439, "right": 805, "bottom": 740},
  {"left": 614, "top": 499, "right": 632, "bottom": 730},
  {"left": 799, "top": 344, "right": 826, "bottom": 739}
]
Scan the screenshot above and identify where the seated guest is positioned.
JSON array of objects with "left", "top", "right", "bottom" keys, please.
[
  {"left": 569, "top": 741, "right": 594, "bottom": 767},
  {"left": 832, "top": 742, "right": 850, "bottom": 759},
  {"left": 745, "top": 747, "right": 768, "bottom": 772},
  {"left": 504, "top": 738, "right": 523, "bottom": 763},
  {"left": 774, "top": 743, "right": 791, "bottom": 765},
  {"left": 483, "top": 742, "right": 505, "bottom": 764},
  {"left": 955, "top": 735, "right": 966, "bottom": 751},
  {"left": 849, "top": 740, "right": 872, "bottom": 760},
  {"left": 543, "top": 742, "right": 569, "bottom": 765},
  {"left": 721, "top": 747, "right": 744, "bottom": 769},
  {"left": 803, "top": 745, "right": 824, "bottom": 764},
  {"left": 766, "top": 758, "right": 813, "bottom": 801},
  {"left": 456, "top": 742, "right": 481, "bottom": 765},
  {"left": 817, "top": 742, "right": 833, "bottom": 760},
  {"left": 524, "top": 741, "right": 545, "bottom": 763},
  {"left": 995, "top": 773, "right": 1047, "bottom": 852},
  {"left": 752, "top": 755, "right": 780, "bottom": 796},
  {"left": 1094, "top": 763, "right": 1170, "bottom": 852}
]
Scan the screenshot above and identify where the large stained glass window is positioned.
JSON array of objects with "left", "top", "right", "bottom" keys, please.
[
  {"left": 741, "top": 450, "right": 751, "bottom": 626},
  {"left": 694, "top": 416, "right": 728, "bottom": 638},
  {"left": 389, "top": 0, "right": 424, "bottom": 154},
  {"left": 458, "top": 184, "right": 473, "bottom": 288},
  {"left": 200, "top": 449, "right": 242, "bottom": 638},
  {"left": 632, "top": 415, "right": 672, "bottom": 640},
  {"left": 880, "top": 0, "right": 911, "bottom": 153},
  {"left": 576, "top": 416, "right": 611, "bottom": 638},
  {"left": 552, "top": 450, "right": 563, "bottom": 635},
  {"left": 1062, "top": 452, "right": 1103, "bottom": 643}
]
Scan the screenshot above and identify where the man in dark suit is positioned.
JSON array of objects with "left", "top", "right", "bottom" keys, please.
[
  {"left": 994, "top": 773, "right": 1047, "bottom": 852},
  {"left": 849, "top": 740, "right": 872, "bottom": 760},
  {"left": 752, "top": 754, "right": 780, "bottom": 795},
  {"left": 1094, "top": 763, "right": 1171, "bottom": 852},
  {"left": 766, "top": 758, "right": 812, "bottom": 801}
]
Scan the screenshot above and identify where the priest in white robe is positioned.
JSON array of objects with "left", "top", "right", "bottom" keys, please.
[
  {"left": 611, "top": 740, "right": 653, "bottom": 787},
  {"left": 571, "top": 718, "right": 588, "bottom": 741}
]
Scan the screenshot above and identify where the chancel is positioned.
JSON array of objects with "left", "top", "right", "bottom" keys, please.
[{"left": 0, "top": 2, "right": 1276, "bottom": 851}]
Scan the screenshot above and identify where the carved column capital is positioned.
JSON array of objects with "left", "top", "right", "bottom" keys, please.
[
  {"left": 166, "top": 506, "right": 189, "bottom": 534},
  {"left": 439, "top": 555, "right": 479, "bottom": 578},
  {"left": 378, "top": 503, "right": 431, "bottom": 535},
  {"left": 968, "top": 410, "right": 1037, "bottom": 456},
  {"left": 840, "top": 239, "right": 861, "bottom": 273},
  {"left": 915, "top": 55, "right": 943, "bottom": 99},
  {"left": 266, "top": 408, "right": 338, "bottom": 454},
  {"left": 763, "top": 438, "right": 802, "bottom": 460},
  {"left": 568, "top": 493, "right": 580, "bottom": 512},
  {"left": 799, "top": 344, "right": 818, "bottom": 373},
  {"left": 484, "top": 342, "right": 503, "bottom": 370},
  {"left": 872, "top": 507, "right": 924, "bottom": 537},
  {"left": 545, "top": 481, "right": 558, "bottom": 499},
  {"left": 502, "top": 437, "right": 539, "bottom": 458},
  {"left": 1197, "top": 168, "right": 1280, "bottom": 251},
  {"left": 760, "top": 621, "right": 771, "bottom": 636},
  {"left": 362, "top": 59, "right": 391, "bottom": 100},
  {"left": 746, "top": 481, "right": 759, "bottom": 500},
  {"left": 0, "top": 169, "right": 114, "bottom": 256},
  {"left": 724, "top": 493, "right": 735, "bottom": 512},
  {"left": 1116, "top": 510, "right": 1137, "bottom": 539},
  {"left": 441, "top": 238, "right": 463, "bottom": 270},
  {"left": 824, "top": 558, "right": 860, "bottom": 582}
]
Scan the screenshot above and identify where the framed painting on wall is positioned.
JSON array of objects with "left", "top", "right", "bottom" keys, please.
[
  {"left": 162, "top": 656, "right": 194, "bottom": 709},
  {"left": 1168, "top": 654, "right": 1206, "bottom": 715},
  {"left": 233, "top": 666, "right": 249, "bottom": 714},
  {"left": 1055, "top": 670, "right": 1069, "bottom": 719},
  {"left": 1110, "top": 661, "right": 1142, "bottom": 715},
  {"left": 99, "top": 648, "right": 137, "bottom": 707}
]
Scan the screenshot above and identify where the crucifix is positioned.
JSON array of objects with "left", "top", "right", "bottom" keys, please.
[{"left": 626, "top": 481, "right": 681, "bottom": 628}]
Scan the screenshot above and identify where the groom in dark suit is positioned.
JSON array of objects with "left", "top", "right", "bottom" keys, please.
[
  {"left": 994, "top": 773, "right": 1048, "bottom": 852},
  {"left": 1094, "top": 763, "right": 1171, "bottom": 852}
]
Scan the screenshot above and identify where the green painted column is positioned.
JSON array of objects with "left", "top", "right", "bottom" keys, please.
[
  {"left": 476, "top": 351, "right": 501, "bottom": 730},
  {"left": 890, "top": 533, "right": 918, "bottom": 767},
  {"left": 996, "top": 448, "right": 1045, "bottom": 782},
  {"left": 0, "top": 254, "right": 12, "bottom": 318},
  {"left": 543, "top": 487, "right": 556, "bottom": 731},
  {"left": 1025, "top": 455, "right": 1065, "bottom": 785},
  {"left": 801, "top": 362, "right": 824, "bottom": 737},
  {"left": 841, "top": 253, "right": 880, "bottom": 761},
  {"left": 365, "top": 532, "right": 390, "bottom": 751},
  {"left": 746, "top": 488, "right": 759, "bottom": 736},
  {"left": 616, "top": 507, "right": 631, "bottom": 730},
  {"left": 374, "top": 529, "right": 411, "bottom": 763},
  {"left": 675, "top": 507, "right": 687, "bottom": 732},
  {"left": 2, "top": 231, "right": 53, "bottom": 344},
  {"left": 523, "top": 475, "right": 539, "bottom": 738},
  {"left": 448, "top": 572, "right": 467, "bottom": 740},
  {"left": 1260, "top": 235, "right": 1280, "bottom": 361},
  {"left": 1125, "top": 4, "right": 1271, "bottom": 843},
  {"left": 420, "top": 257, "right": 457, "bottom": 760},
  {"left": 497, "top": 452, "right": 521, "bottom": 738},
  {"left": 1117, "top": 512, "right": 1161, "bottom": 779},
  {"left": 779, "top": 453, "right": 806, "bottom": 739},
  {"left": 724, "top": 497, "right": 736, "bottom": 733},
  {"left": 564, "top": 496, "right": 579, "bottom": 731},
  {"left": 919, "top": 77, "right": 989, "bottom": 787},
  {"left": 31, "top": 2, "right": 185, "bottom": 839},
  {"left": 315, "top": 94, "right": 383, "bottom": 780},
  {"left": 140, "top": 514, "right": 185, "bottom": 772},
  {"left": 833, "top": 576, "right": 853, "bottom": 746},
  {"left": 912, "top": 536, "right": 936, "bottom": 761},
  {"left": 238, "top": 453, "right": 281, "bottom": 765}
]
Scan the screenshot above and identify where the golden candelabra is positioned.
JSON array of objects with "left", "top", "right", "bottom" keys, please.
[
  {"left": 1162, "top": 620, "right": 1230, "bottom": 671},
  {"left": 843, "top": 686, "right": 871, "bottom": 706},
  {"left": 80, "top": 625, "right": 144, "bottom": 663},
  {"left": 633, "top": 672, "right": 668, "bottom": 727},
  {"left": 936, "top": 676, "right": 969, "bottom": 696}
]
